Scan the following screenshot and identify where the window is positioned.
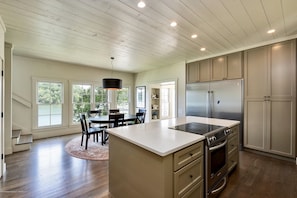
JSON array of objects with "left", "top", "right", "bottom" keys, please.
[
  {"left": 116, "top": 87, "right": 129, "bottom": 114},
  {"left": 72, "top": 84, "right": 91, "bottom": 123},
  {"left": 37, "top": 81, "right": 63, "bottom": 127},
  {"left": 94, "top": 86, "right": 108, "bottom": 115}
]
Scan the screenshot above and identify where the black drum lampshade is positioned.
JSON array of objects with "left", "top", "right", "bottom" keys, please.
[{"left": 102, "top": 78, "right": 122, "bottom": 89}]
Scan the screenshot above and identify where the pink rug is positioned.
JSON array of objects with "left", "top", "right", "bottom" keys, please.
[{"left": 65, "top": 136, "right": 109, "bottom": 160}]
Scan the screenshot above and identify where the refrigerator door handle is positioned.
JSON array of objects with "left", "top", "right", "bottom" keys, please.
[{"left": 208, "top": 90, "right": 214, "bottom": 117}]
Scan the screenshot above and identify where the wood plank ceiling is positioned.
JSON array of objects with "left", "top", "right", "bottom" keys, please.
[{"left": 0, "top": 0, "right": 297, "bottom": 73}]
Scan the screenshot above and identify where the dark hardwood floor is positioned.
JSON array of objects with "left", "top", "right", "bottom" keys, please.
[
  {"left": 0, "top": 134, "right": 109, "bottom": 198},
  {"left": 1, "top": 134, "right": 296, "bottom": 198},
  {"left": 220, "top": 151, "right": 297, "bottom": 198}
]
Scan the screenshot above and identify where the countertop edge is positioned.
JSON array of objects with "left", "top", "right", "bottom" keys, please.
[
  {"left": 107, "top": 116, "right": 240, "bottom": 157},
  {"left": 108, "top": 132, "right": 205, "bottom": 157}
]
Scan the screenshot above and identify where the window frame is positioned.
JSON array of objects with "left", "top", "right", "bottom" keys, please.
[
  {"left": 32, "top": 77, "right": 67, "bottom": 130},
  {"left": 116, "top": 87, "right": 130, "bottom": 114},
  {"left": 71, "top": 82, "right": 92, "bottom": 124}
]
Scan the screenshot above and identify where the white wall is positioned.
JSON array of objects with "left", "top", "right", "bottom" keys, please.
[
  {"left": 135, "top": 61, "right": 186, "bottom": 118},
  {"left": 11, "top": 55, "right": 186, "bottom": 141},
  {"left": 12, "top": 55, "right": 134, "bottom": 139}
]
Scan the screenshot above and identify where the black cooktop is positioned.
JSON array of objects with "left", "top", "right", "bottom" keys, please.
[{"left": 170, "top": 122, "right": 226, "bottom": 135}]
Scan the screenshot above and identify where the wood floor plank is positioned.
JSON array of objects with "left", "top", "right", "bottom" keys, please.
[
  {"left": 1, "top": 134, "right": 296, "bottom": 198},
  {"left": 220, "top": 151, "right": 297, "bottom": 198},
  {"left": 1, "top": 134, "right": 109, "bottom": 198}
]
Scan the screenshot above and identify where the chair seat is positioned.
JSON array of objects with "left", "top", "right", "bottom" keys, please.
[{"left": 87, "top": 127, "right": 105, "bottom": 134}]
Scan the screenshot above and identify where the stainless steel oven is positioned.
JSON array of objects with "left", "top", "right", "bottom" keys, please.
[
  {"left": 205, "top": 132, "right": 228, "bottom": 198},
  {"left": 170, "top": 122, "right": 231, "bottom": 198}
]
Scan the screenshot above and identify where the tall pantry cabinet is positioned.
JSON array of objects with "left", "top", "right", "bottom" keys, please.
[{"left": 244, "top": 40, "right": 296, "bottom": 158}]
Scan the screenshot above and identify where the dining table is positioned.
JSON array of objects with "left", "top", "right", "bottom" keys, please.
[
  {"left": 88, "top": 114, "right": 137, "bottom": 125},
  {"left": 88, "top": 114, "right": 137, "bottom": 144}
]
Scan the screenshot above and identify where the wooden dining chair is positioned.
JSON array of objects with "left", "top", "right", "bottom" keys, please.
[
  {"left": 135, "top": 112, "right": 145, "bottom": 124},
  {"left": 80, "top": 113, "right": 105, "bottom": 149},
  {"left": 108, "top": 113, "right": 125, "bottom": 128},
  {"left": 102, "top": 113, "right": 125, "bottom": 144},
  {"left": 138, "top": 108, "right": 146, "bottom": 122}
]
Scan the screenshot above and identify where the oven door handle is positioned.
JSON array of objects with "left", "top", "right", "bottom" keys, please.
[
  {"left": 209, "top": 139, "right": 227, "bottom": 151},
  {"left": 211, "top": 177, "right": 227, "bottom": 194}
]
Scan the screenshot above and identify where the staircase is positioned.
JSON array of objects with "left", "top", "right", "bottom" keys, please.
[{"left": 12, "top": 129, "right": 33, "bottom": 152}]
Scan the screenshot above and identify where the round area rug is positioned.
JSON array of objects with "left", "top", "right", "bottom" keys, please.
[{"left": 65, "top": 136, "right": 109, "bottom": 161}]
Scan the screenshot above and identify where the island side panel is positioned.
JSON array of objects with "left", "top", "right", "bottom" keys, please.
[{"left": 109, "top": 134, "right": 173, "bottom": 198}]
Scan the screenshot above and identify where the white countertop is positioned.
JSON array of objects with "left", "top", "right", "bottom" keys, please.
[{"left": 107, "top": 116, "right": 240, "bottom": 157}]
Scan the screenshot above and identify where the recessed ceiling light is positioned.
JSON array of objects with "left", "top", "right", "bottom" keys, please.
[
  {"left": 267, "top": 29, "right": 275, "bottom": 34},
  {"left": 137, "top": 1, "right": 146, "bottom": 8},
  {"left": 170, "top": 21, "right": 177, "bottom": 27},
  {"left": 200, "top": 48, "right": 206, "bottom": 51},
  {"left": 191, "top": 34, "right": 198, "bottom": 39}
]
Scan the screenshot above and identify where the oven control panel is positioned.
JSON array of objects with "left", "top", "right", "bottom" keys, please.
[{"left": 207, "top": 128, "right": 230, "bottom": 146}]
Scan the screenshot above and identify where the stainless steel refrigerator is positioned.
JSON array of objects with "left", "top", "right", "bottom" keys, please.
[{"left": 186, "top": 79, "right": 244, "bottom": 148}]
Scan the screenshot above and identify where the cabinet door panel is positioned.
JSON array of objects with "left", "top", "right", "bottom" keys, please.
[
  {"left": 245, "top": 47, "right": 269, "bottom": 98},
  {"left": 199, "top": 59, "right": 210, "bottom": 82},
  {"left": 271, "top": 41, "right": 296, "bottom": 98},
  {"left": 211, "top": 56, "right": 226, "bottom": 81},
  {"left": 244, "top": 100, "right": 266, "bottom": 150},
  {"left": 227, "top": 52, "right": 243, "bottom": 79},
  {"left": 187, "top": 62, "right": 199, "bottom": 83},
  {"left": 270, "top": 100, "right": 295, "bottom": 156}
]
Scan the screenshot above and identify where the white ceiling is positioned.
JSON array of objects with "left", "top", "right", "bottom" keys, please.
[{"left": 0, "top": 0, "right": 297, "bottom": 73}]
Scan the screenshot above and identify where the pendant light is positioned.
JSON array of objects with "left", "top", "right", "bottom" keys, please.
[{"left": 102, "top": 57, "right": 122, "bottom": 89}]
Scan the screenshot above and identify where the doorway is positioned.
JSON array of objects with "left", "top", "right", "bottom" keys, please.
[{"left": 149, "top": 81, "right": 176, "bottom": 121}]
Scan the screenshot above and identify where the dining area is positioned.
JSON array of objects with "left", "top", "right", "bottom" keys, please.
[{"left": 80, "top": 109, "right": 146, "bottom": 149}]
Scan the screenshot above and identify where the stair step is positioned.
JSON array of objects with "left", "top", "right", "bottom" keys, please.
[
  {"left": 12, "top": 129, "right": 21, "bottom": 138},
  {"left": 12, "top": 133, "right": 33, "bottom": 153},
  {"left": 17, "top": 134, "right": 33, "bottom": 145}
]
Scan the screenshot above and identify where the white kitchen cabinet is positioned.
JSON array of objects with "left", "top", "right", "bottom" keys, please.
[
  {"left": 186, "top": 61, "right": 199, "bottom": 83},
  {"left": 186, "top": 59, "right": 210, "bottom": 83},
  {"left": 211, "top": 56, "right": 226, "bottom": 81},
  {"left": 226, "top": 52, "right": 243, "bottom": 79},
  {"left": 244, "top": 40, "right": 296, "bottom": 158},
  {"left": 199, "top": 59, "right": 211, "bottom": 82},
  {"left": 211, "top": 52, "right": 243, "bottom": 81},
  {"left": 109, "top": 135, "right": 204, "bottom": 198},
  {"left": 173, "top": 141, "right": 204, "bottom": 198},
  {"left": 187, "top": 52, "right": 242, "bottom": 83}
]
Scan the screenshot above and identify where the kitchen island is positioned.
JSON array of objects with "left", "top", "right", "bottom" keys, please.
[{"left": 107, "top": 116, "right": 239, "bottom": 198}]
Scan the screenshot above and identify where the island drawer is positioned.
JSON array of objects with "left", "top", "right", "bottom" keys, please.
[
  {"left": 228, "top": 125, "right": 239, "bottom": 139},
  {"left": 228, "top": 134, "right": 238, "bottom": 154},
  {"left": 173, "top": 141, "right": 203, "bottom": 171},
  {"left": 174, "top": 156, "right": 203, "bottom": 198},
  {"left": 228, "top": 149, "right": 238, "bottom": 172}
]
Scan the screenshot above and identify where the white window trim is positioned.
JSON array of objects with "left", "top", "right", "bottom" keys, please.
[{"left": 32, "top": 77, "right": 68, "bottom": 130}]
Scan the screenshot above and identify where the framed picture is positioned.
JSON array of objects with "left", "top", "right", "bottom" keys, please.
[{"left": 136, "top": 86, "right": 146, "bottom": 108}]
